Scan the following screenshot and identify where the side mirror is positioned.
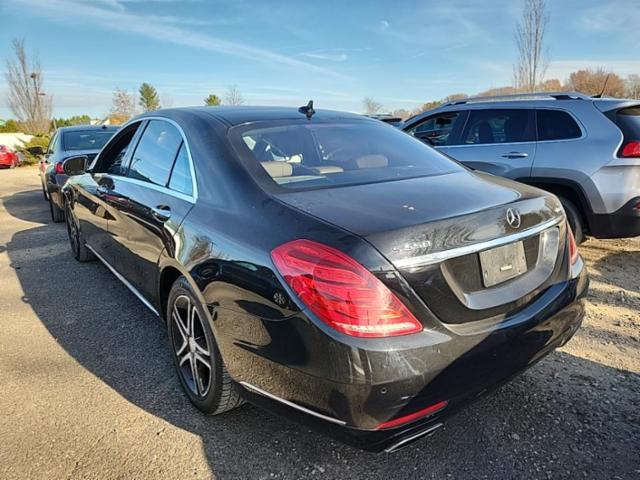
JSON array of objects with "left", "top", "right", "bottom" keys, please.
[
  {"left": 63, "top": 155, "right": 89, "bottom": 176},
  {"left": 27, "top": 146, "right": 45, "bottom": 156}
]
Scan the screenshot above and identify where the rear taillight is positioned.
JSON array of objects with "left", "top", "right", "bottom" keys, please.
[
  {"left": 271, "top": 239, "right": 423, "bottom": 338},
  {"left": 567, "top": 224, "right": 579, "bottom": 265},
  {"left": 377, "top": 400, "right": 448, "bottom": 430},
  {"left": 54, "top": 162, "right": 65, "bottom": 174},
  {"left": 621, "top": 141, "right": 640, "bottom": 158}
]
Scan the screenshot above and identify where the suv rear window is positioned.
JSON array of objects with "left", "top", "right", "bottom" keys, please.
[
  {"left": 63, "top": 130, "right": 115, "bottom": 151},
  {"left": 614, "top": 107, "right": 640, "bottom": 141},
  {"left": 233, "top": 120, "right": 463, "bottom": 191},
  {"left": 536, "top": 110, "right": 582, "bottom": 141}
]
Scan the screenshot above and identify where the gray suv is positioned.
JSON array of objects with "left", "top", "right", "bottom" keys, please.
[{"left": 403, "top": 92, "right": 640, "bottom": 243}]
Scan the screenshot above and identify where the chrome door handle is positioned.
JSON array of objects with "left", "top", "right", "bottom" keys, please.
[
  {"left": 151, "top": 205, "right": 171, "bottom": 222},
  {"left": 501, "top": 152, "right": 529, "bottom": 159}
]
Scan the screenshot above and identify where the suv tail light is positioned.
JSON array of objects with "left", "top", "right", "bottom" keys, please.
[
  {"left": 620, "top": 141, "right": 640, "bottom": 158},
  {"left": 567, "top": 224, "right": 579, "bottom": 265},
  {"left": 271, "top": 239, "right": 423, "bottom": 338},
  {"left": 54, "top": 162, "right": 65, "bottom": 174}
]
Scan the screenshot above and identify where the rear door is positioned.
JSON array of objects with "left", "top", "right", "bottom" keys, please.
[
  {"left": 443, "top": 108, "right": 536, "bottom": 179},
  {"left": 104, "top": 119, "right": 196, "bottom": 302}
]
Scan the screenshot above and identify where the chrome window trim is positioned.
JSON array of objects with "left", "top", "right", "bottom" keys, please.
[
  {"left": 109, "top": 116, "right": 198, "bottom": 202},
  {"left": 240, "top": 381, "right": 347, "bottom": 426},
  {"left": 105, "top": 174, "right": 196, "bottom": 204},
  {"left": 393, "top": 216, "right": 564, "bottom": 271},
  {"left": 86, "top": 244, "right": 160, "bottom": 316}
]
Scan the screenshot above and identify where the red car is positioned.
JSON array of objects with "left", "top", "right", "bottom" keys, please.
[{"left": 0, "top": 145, "right": 20, "bottom": 168}]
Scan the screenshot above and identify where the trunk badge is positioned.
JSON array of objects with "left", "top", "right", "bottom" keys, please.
[{"left": 506, "top": 208, "right": 522, "bottom": 229}]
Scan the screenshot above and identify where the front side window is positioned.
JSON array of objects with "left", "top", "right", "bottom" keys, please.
[
  {"left": 463, "top": 109, "right": 534, "bottom": 145},
  {"left": 63, "top": 130, "right": 116, "bottom": 151},
  {"left": 406, "top": 112, "right": 464, "bottom": 146},
  {"left": 536, "top": 109, "right": 582, "bottom": 141},
  {"left": 92, "top": 122, "right": 141, "bottom": 175},
  {"left": 233, "top": 120, "right": 463, "bottom": 191},
  {"left": 128, "top": 120, "right": 182, "bottom": 187}
]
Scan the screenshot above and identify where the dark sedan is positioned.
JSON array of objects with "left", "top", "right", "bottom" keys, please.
[
  {"left": 61, "top": 106, "right": 588, "bottom": 452},
  {"left": 37, "top": 125, "right": 118, "bottom": 222}
]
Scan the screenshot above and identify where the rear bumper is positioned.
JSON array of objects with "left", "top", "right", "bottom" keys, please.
[
  {"left": 227, "top": 263, "right": 589, "bottom": 452},
  {"left": 589, "top": 196, "right": 640, "bottom": 238}
]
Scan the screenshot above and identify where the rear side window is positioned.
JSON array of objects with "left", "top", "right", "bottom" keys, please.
[
  {"left": 233, "top": 120, "right": 463, "bottom": 191},
  {"left": 615, "top": 107, "right": 640, "bottom": 141},
  {"left": 128, "top": 120, "right": 182, "bottom": 187},
  {"left": 406, "top": 112, "right": 464, "bottom": 146},
  {"left": 168, "top": 143, "right": 193, "bottom": 196},
  {"left": 463, "top": 109, "right": 534, "bottom": 144},
  {"left": 536, "top": 110, "right": 582, "bottom": 141}
]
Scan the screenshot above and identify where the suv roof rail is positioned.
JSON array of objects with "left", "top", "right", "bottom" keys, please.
[{"left": 446, "top": 91, "right": 589, "bottom": 106}]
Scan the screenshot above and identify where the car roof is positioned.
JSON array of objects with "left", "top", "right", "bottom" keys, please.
[
  {"left": 56, "top": 124, "right": 119, "bottom": 133},
  {"left": 137, "top": 106, "right": 369, "bottom": 127}
]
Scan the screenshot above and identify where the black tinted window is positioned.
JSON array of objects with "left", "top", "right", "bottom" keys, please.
[
  {"left": 614, "top": 107, "right": 640, "bottom": 142},
  {"left": 168, "top": 143, "right": 193, "bottom": 196},
  {"left": 463, "top": 109, "right": 534, "bottom": 144},
  {"left": 235, "top": 120, "right": 463, "bottom": 191},
  {"left": 407, "top": 112, "right": 463, "bottom": 146},
  {"left": 537, "top": 110, "right": 582, "bottom": 141},
  {"left": 92, "top": 123, "right": 140, "bottom": 175},
  {"left": 63, "top": 130, "right": 115, "bottom": 151},
  {"left": 128, "top": 120, "right": 182, "bottom": 186}
]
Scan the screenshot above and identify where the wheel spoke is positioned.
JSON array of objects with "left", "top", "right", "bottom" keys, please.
[
  {"left": 194, "top": 341, "right": 209, "bottom": 357},
  {"left": 194, "top": 352, "right": 211, "bottom": 371},
  {"left": 173, "top": 304, "right": 189, "bottom": 340},
  {"left": 189, "top": 301, "right": 197, "bottom": 337},
  {"left": 189, "top": 354, "right": 200, "bottom": 395}
]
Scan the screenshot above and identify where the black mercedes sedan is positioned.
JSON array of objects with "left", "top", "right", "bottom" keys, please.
[{"left": 61, "top": 106, "right": 588, "bottom": 452}]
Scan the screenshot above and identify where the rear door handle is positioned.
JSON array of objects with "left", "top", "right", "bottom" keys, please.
[
  {"left": 501, "top": 152, "right": 529, "bottom": 159},
  {"left": 151, "top": 205, "right": 172, "bottom": 222}
]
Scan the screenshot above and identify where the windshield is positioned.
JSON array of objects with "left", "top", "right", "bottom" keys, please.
[
  {"left": 63, "top": 130, "right": 115, "bottom": 151},
  {"left": 234, "top": 120, "right": 463, "bottom": 191}
]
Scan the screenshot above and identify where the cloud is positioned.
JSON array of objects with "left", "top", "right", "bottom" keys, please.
[
  {"left": 13, "top": 0, "right": 346, "bottom": 79},
  {"left": 379, "top": 20, "right": 390, "bottom": 31},
  {"left": 301, "top": 51, "right": 348, "bottom": 62}
]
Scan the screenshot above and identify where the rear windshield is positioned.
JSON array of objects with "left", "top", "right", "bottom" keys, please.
[
  {"left": 232, "top": 120, "right": 463, "bottom": 191},
  {"left": 63, "top": 130, "right": 115, "bottom": 151},
  {"left": 615, "top": 107, "right": 640, "bottom": 141}
]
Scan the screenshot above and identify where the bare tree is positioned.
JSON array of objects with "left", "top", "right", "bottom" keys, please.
[
  {"left": 109, "top": 88, "right": 135, "bottom": 124},
  {"left": 4, "top": 39, "right": 52, "bottom": 134},
  {"left": 626, "top": 74, "right": 640, "bottom": 99},
  {"left": 513, "top": 0, "right": 550, "bottom": 92},
  {"left": 225, "top": 84, "right": 244, "bottom": 105},
  {"left": 362, "top": 97, "right": 383, "bottom": 115}
]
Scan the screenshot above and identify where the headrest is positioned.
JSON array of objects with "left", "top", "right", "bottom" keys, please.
[
  {"left": 261, "top": 161, "right": 293, "bottom": 178},
  {"left": 355, "top": 155, "right": 389, "bottom": 169}
]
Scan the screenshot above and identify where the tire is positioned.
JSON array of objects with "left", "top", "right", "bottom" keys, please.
[
  {"left": 49, "top": 197, "right": 65, "bottom": 223},
  {"left": 65, "top": 202, "right": 95, "bottom": 262},
  {"left": 558, "top": 196, "right": 585, "bottom": 244},
  {"left": 167, "top": 276, "right": 244, "bottom": 414}
]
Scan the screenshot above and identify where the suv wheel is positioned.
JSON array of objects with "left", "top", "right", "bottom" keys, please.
[
  {"left": 558, "top": 197, "right": 585, "bottom": 244},
  {"left": 65, "top": 203, "right": 95, "bottom": 262},
  {"left": 49, "top": 197, "right": 65, "bottom": 223},
  {"left": 167, "top": 277, "right": 244, "bottom": 414}
]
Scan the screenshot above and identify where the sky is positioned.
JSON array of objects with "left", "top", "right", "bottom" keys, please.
[{"left": 0, "top": 0, "right": 639, "bottom": 119}]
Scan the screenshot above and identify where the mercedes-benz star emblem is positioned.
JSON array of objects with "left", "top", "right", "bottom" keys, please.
[{"left": 506, "top": 208, "right": 522, "bottom": 229}]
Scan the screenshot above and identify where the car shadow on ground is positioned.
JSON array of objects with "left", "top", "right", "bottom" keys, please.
[{"left": 4, "top": 188, "right": 640, "bottom": 479}]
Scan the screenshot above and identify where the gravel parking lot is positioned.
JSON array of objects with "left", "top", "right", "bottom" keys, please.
[{"left": 0, "top": 166, "right": 638, "bottom": 480}]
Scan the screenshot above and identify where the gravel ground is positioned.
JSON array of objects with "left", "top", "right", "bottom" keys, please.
[{"left": 0, "top": 167, "right": 638, "bottom": 479}]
